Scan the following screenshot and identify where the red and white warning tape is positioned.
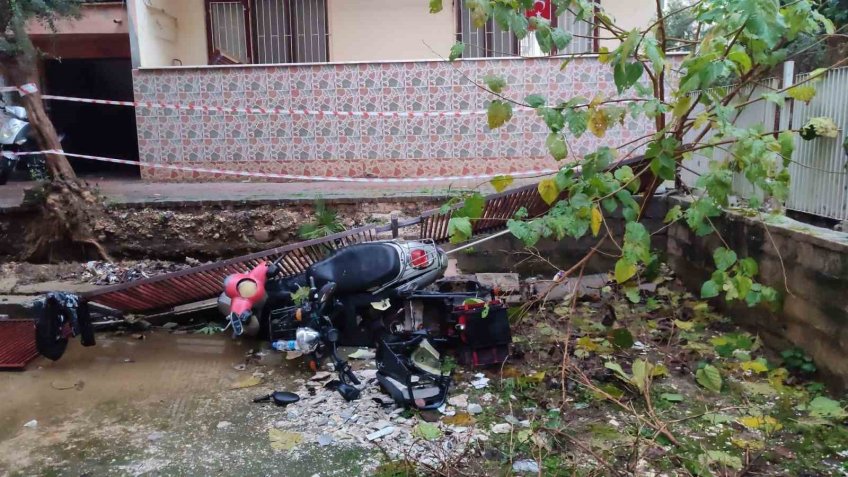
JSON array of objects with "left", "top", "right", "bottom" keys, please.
[
  {"left": 10, "top": 150, "right": 556, "bottom": 183},
  {"left": 2, "top": 83, "right": 531, "bottom": 118}
]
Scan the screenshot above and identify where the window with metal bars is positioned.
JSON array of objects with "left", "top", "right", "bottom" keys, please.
[
  {"left": 456, "top": 4, "right": 596, "bottom": 58},
  {"left": 205, "top": 0, "right": 329, "bottom": 65}
]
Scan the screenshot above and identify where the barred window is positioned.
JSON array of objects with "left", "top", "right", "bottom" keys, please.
[
  {"left": 456, "top": 4, "right": 596, "bottom": 58},
  {"left": 205, "top": 0, "right": 329, "bottom": 65}
]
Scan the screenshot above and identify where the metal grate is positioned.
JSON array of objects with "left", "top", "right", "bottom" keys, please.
[
  {"left": 0, "top": 320, "right": 39, "bottom": 369},
  {"left": 83, "top": 155, "right": 651, "bottom": 314},
  {"left": 458, "top": 4, "right": 595, "bottom": 58},
  {"left": 209, "top": 1, "right": 251, "bottom": 63},
  {"left": 254, "top": 0, "right": 328, "bottom": 64}
]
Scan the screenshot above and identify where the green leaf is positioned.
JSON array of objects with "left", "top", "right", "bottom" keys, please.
[
  {"left": 428, "top": 0, "right": 443, "bottom": 13},
  {"left": 613, "top": 62, "right": 644, "bottom": 94},
  {"left": 564, "top": 109, "right": 588, "bottom": 137},
  {"left": 660, "top": 393, "right": 684, "bottom": 402},
  {"left": 614, "top": 258, "right": 637, "bottom": 283},
  {"left": 762, "top": 92, "right": 785, "bottom": 106},
  {"left": 713, "top": 247, "right": 737, "bottom": 272},
  {"left": 550, "top": 27, "right": 572, "bottom": 50},
  {"left": 624, "top": 286, "right": 641, "bottom": 303},
  {"left": 546, "top": 133, "right": 568, "bottom": 161},
  {"left": 672, "top": 96, "right": 692, "bottom": 120},
  {"left": 664, "top": 205, "right": 683, "bottom": 224},
  {"left": 483, "top": 74, "right": 507, "bottom": 94},
  {"left": 702, "top": 450, "right": 743, "bottom": 471},
  {"left": 787, "top": 85, "right": 816, "bottom": 103},
  {"left": 490, "top": 175, "right": 514, "bottom": 192},
  {"left": 448, "top": 217, "right": 472, "bottom": 243},
  {"left": 458, "top": 192, "right": 485, "bottom": 219},
  {"left": 537, "top": 178, "right": 560, "bottom": 205},
  {"left": 524, "top": 94, "right": 546, "bottom": 108},
  {"left": 604, "top": 361, "right": 629, "bottom": 382},
  {"left": 739, "top": 257, "right": 758, "bottom": 277},
  {"left": 701, "top": 280, "right": 720, "bottom": 299},
  {"left": 413, "top": 422, "right": 443, "bottom": 440},
  {"left": 696, "top": 364, "right": 723, "bottom": 392},
  {"left": 609, "top": 328, "right": 634, "bottom": 349},
  {"left": 448, "top": 42, "right": 464, "bottom": 61},
  {"left": 727, "top": 49, "right": 752, "bottom": 74},
  {"left": 806, "top": 396, "right": 848, "bottom": 419},
  {"left": 630, "top": 359, "right": 650, "bottom": 392},
  {"left": 643, "top": 38, "right": 664, "bottom": 73},
  {"left": 487, "top": 100, "right": 512, "bottom": 129}
]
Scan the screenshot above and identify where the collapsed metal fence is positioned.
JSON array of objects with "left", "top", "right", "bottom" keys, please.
[{"left": 82, "top": 155, "right": 651, "bottom": 314}]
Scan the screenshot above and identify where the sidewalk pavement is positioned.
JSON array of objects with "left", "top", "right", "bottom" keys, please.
[{"left": 0, "top": 176, "right": 541, "bottom": 210}]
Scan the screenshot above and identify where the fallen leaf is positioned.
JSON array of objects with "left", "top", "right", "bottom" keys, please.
[
  {"left": 230, "top": 376, "right": 263, "bottom": 389},
  {"left": 442, "top": 412, "right": 475, "bottom": 426},
  {"left": 268, "top": 428, "right": 303, "bottom": 451},
  {"left": 413, "top": 422, "right": 443, "bottom": 441},
  {"left": 738, "top": 415, "right": 783, "bottom": 433},
  {"left": 660, "top": 393, "right": 684, "bottom": 402}
]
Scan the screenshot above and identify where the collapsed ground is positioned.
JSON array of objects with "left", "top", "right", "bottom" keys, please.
[{"left": 1, "top": 265, "right": 846, "bottom": 476}]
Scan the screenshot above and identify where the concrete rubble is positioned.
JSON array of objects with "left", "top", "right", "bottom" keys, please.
[{"left": 268, "top": 359, "right": 490, "bottom": 468}]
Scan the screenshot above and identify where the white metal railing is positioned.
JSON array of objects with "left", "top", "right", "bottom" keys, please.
[{"left": 681, "top": 64, "right": 848, "bottom": 221}]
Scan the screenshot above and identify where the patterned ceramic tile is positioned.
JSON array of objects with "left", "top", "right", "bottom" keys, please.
[{"left": 134, "top": 56, "right": 664, "bottom": 181}]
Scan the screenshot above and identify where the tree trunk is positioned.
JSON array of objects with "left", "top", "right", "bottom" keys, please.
[
  {"left": 0, "top": 54, "right": 109, "bottom": 262},
  {"left": 1, "top": 55, "right": 76, "bottom": 181}
]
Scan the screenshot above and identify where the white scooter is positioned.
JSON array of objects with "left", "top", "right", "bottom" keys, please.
[{"left": 0, "top": 102, "right": 48, "bottom": 185}]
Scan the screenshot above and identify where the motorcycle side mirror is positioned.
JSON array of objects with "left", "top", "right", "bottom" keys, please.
[
  {"left": 265, "top": 263, "right": 280, "bottom": 278},
  {"left": 318, "top": 282, "right": 336, "bottom": 303}
]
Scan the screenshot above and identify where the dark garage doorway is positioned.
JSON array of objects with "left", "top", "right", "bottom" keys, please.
[{"left": 44, "top": 58, "right": 139, "bottom": 179}]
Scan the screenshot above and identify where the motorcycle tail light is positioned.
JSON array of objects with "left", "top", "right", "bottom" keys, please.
[
  {"left": 236, "top": 279, "right": 258, "bottom": 298},
  {"left": 410, "top": 249, "right": 429, "bottom": 268}
]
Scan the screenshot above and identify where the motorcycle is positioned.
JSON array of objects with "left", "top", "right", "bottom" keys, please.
[
  {"left": 0, "top": 102, "right": 49, "bottom": 185},
  {"left": 218, "top": 239, "right": 507, "bottom": 408}
]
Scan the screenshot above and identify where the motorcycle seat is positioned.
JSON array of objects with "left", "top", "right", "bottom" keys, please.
[{"left": 309, "top": 243, "right": 401, "bottom": 293}]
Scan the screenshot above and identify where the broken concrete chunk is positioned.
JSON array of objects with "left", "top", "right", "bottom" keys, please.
[
  {"left": 491, "top": 423, "right": 512, "bottom": 434},
  {"left": 216, "top": 421, "right": 232, "bottom": 430},
  {"left": 366, "top": 426, "right": 395, "bottom": 441},
  {"left": 448, "top": 394, "right": 468, "bottom": 408},
  {"left": 513, "top": 459, "right": 540, "bottom": 473}
]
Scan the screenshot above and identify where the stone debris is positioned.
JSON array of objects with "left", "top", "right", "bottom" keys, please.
[
  {"left": 512, "top": 459, "right": 541, "bottom": 473},
  {"left": 269, "top": 366, "right": 484, "bottom": 467},
  {"left": 467, "top": 403, "right": 483, "bottom": 415},
  {"left": 447, "top": 393, "right": 468, "bottom": 408},
  {"left": 491, "top": 423, "right": 512, "bottom": 434},
  {"left": 23, "top": 419, "right": 37, "bottom": 429},
  {"left": 216, "top": 421, "right": 232, "bottom": 430},
  {"left": 470, "top": 373, "right": 490, "bottom": 389},
  {"left": 80, "top": 260, "right": 196, "bottom": 285},
  {"left": 366, "top": 426, "right": 395, "bottom": 441}
]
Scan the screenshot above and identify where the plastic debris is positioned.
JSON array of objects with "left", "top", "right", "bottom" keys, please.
[
  {"left": 366, "top": 426, "right": 395, "bottom": 441},
  {"left": 347, "top": 348, "right": 376, "bottom": 360},
  {"left": 23, "top": 419, "right": 37, "bottom": 429},
  {"left": 470, "top": 373, "right": 490, "bottom": 389}
]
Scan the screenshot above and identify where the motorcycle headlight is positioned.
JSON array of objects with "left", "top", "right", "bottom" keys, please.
[{"left": 236, "top": 279, "right": 258, "bottom": 298}]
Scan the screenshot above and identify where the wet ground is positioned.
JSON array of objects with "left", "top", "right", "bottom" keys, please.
[{"left": 0, "top": 332, "right": 375, "bottom": 477}]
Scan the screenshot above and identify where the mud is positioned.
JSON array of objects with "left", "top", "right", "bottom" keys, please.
[
  {"left": 0, "top": 332, "right": 376, "bottom": 476},
  {"left": 0, "top": 199, "right": 435, "bottom": 263}
]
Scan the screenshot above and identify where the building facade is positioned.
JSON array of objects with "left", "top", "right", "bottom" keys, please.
[{"left": 121, "top": 0, "right": 658, "bottom": 180}]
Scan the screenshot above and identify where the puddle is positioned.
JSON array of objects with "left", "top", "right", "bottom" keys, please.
[{"left": 0, "top": 332, "right": 364, "bottom": 476}]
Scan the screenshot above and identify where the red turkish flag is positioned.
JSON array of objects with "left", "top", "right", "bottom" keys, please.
[{"left": 525, "top": 0, "right": 552, "bottom": 21}]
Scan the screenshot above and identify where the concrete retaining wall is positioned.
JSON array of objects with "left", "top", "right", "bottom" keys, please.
[{"left": 666, "top": 197, "right": 848, "bottom": 390}]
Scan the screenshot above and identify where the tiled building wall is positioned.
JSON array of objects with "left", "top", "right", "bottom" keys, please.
[{"left": 132, "top": 57, "right": 654, "bottom": 181}]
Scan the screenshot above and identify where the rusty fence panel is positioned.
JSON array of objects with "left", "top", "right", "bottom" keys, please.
[{"left": 84, "top": 156, "right": 650, "bottom": 314}]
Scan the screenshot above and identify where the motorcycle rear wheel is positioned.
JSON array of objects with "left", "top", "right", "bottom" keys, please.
[{"left": 33, "top": 298, "right": 69, "bottom": 361}]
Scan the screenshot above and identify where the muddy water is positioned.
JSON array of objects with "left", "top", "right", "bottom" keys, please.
[{"left": 0, "top": 333, "right": 370, "bottom": 477}]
